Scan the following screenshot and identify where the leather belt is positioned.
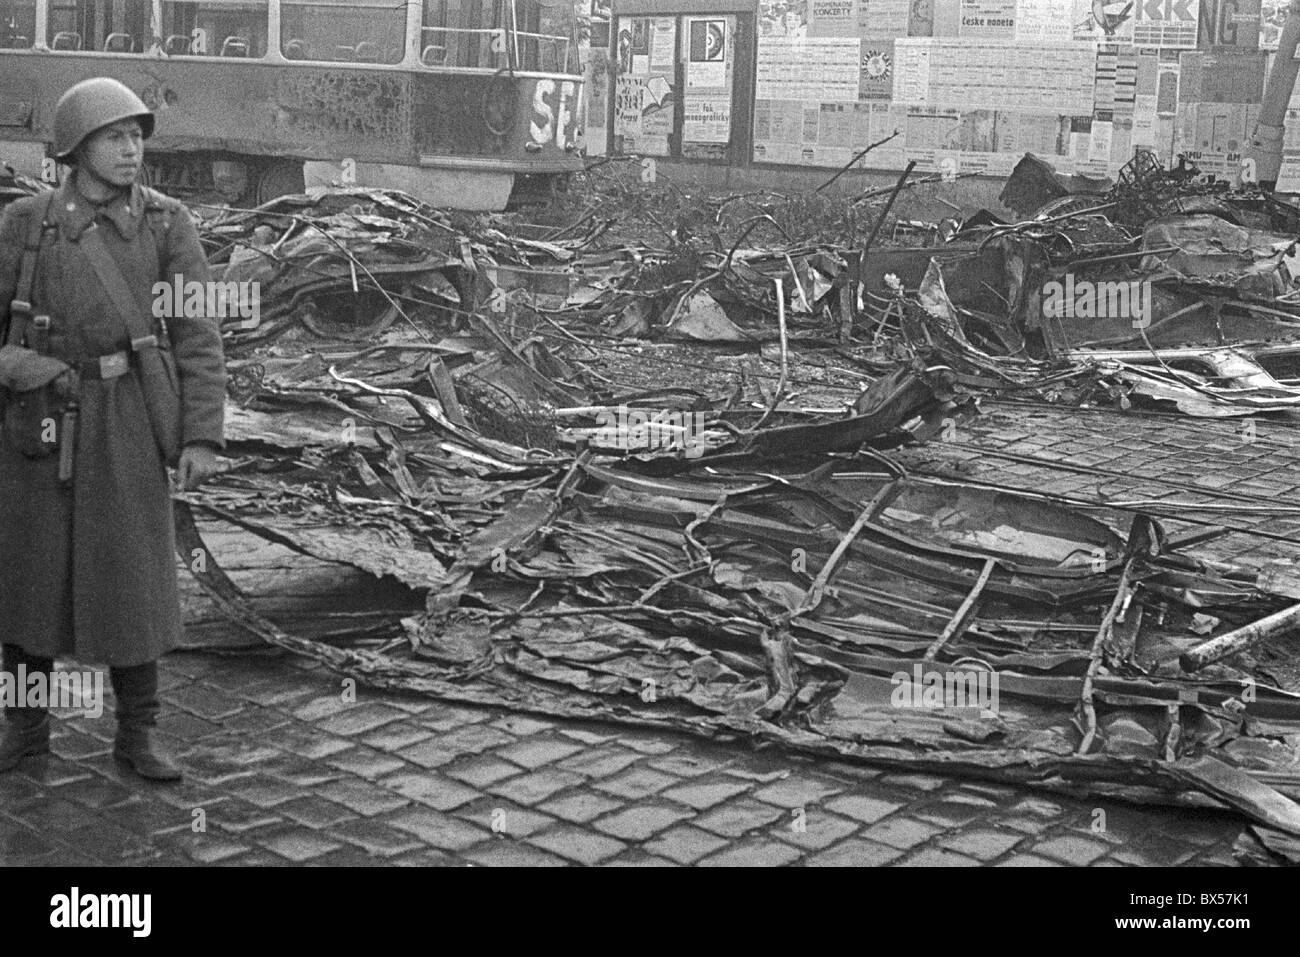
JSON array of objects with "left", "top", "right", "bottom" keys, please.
[{"left": 78, "top": 350, "right": 132, "bottom": 380}]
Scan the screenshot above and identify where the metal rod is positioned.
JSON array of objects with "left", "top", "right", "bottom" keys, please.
[
  {"left": 795, "top": 482, "right": 899, "bottom": 617},
  {"left": 751, "top": 277, "right": 790, "bottom": 431},
  {"left": 922, "top": 557, "right": 997, "bottom": 662},
  {"left": 815, "top": 130, "right": 902, "bottom": 194},
  {"left": 1180, "top": 601, "right": 1300, "bottom": 672},
  {"left": 1078, "top": 558, "right": 1138, "bottom": 754},
  {"left": 859, "top": 161, "right": 917, "bottom": 276}
]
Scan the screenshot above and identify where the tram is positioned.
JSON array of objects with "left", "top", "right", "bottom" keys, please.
[{"left": 0, "top": 0, "right": 585, "bottom": 209}]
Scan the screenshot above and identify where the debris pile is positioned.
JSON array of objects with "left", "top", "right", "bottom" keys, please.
[
  {"left": 155, "top": 170, "right": 1300, "bottom": 857},
  {"left": 7, "top": 150, "right": 1299, "bottom": 851},
  {"left": 905, "top": 151, "right": 1300, "bottom": 417}
]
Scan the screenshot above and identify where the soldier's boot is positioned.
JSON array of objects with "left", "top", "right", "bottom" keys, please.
[
  {"left": 0, "top": 709, "right": 50, "bottom": 772},
  {"left": 111, "top": 662, "right": 181, "bottom": 782},
  {"left": 1, "top": 644, "right": 53, "bottom": 772}
]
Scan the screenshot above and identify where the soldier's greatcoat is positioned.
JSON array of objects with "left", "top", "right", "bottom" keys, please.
[{"left": 0, "top": 173, "right": 226, "bottom": 666}]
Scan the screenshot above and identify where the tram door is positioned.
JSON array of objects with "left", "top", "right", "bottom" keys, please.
[{"left": 610, "top": 10, "right": 754, "bottom": 166}]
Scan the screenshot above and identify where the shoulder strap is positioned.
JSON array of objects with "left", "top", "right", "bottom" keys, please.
[
  {"left": 6, "top": 191, "right": 57, "bottom": 347},
  {"left": 140, "top": 185, "right": 179, "bottom": 288},
  {"left": 78, "top": 223, "right": 160, "bottom": 353}
]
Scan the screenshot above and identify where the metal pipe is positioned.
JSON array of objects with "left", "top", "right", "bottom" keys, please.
[
  {"left": 1179, "top": 601, "right": 1300, "bottom": 672},
  {"left": 1249, "top": 0, "right": 1300, "bottom": 186}
]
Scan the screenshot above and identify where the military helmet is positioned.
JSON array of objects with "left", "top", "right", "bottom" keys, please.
[{"left": 52, "top": 77, "right": 154, "bottom": 161}]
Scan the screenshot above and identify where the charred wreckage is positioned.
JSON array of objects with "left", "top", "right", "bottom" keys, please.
[{"left": 7, "top": 148, "right": 1300, "bottom": 862}]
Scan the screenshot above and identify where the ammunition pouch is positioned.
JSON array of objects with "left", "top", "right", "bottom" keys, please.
[
  {"left": 0, "top": 344, "right": 76, "bottom": 459},
  {"left": 134, "top": 336, "right": 183, "bottom": 467}
]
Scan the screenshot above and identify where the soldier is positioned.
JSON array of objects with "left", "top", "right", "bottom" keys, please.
[{"left": 0, "top": 78, "right": 227, "bottom": 781}]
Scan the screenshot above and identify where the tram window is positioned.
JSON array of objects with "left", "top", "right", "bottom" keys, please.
[
  {"left": 420, "top": 0, "right": 576, "bottom": 73},
  {"left": 516, "top": 0, "right": 579, "bottom": 74},
  {"left": 512, "top": 0, "right": 569, "bottom": 73},
  {"left": 421, "top": 0, "right": 509, "bottom": 70},
  {"left": 47, "top": 0, "right": 151, "bottom": 53},
  {"left": 159, "top": 1, "right": 268, "bottom": 57},
  {"left": 515, "top": 0, "right": 538, "bottom": 69},
  {"left": 0, "top": 0, "right": 37, "bottom": 48},
  {"left": 281, "top": 0, "right": 406, "bottom": 64}
]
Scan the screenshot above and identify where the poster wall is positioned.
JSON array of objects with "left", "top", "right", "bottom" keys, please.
[{"left": 748, "top": 0, "right": 1291, "bottom": 185}]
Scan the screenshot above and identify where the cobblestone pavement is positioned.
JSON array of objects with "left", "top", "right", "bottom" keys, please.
[
  {"left": 2, "top": 399, "right": 1293, "bottom": 867},
  {"left": 928, "top": 400, "right": 1300, "bottom": 570},
  {"left": 0, "top": 652, "right": 1249, "bottom": 867}
]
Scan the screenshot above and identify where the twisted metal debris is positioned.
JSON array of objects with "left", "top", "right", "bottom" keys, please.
[{"left": 148, "top": 168, "right": 1300, "bottom": 857}]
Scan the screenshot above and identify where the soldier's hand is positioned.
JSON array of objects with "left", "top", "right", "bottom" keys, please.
[{"left": 176, "top": 443, "right": 220, "bottom": 490}]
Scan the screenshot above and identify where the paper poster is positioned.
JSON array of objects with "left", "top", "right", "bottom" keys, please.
[
  {"left": 754, "top": 99, "right": 906, "bottom": 167},
  {"left": 1133, "top": 94, "right": 1159, "bottom": 144},
  {"left": 619, "top": 18, "right": 649, "bottom": 75},
  {"left": 859, "top": 41, "right": 897, "bottom": 99},
  {"left": 958, "top": 0, "right": 1016, "bottom": 37},
  {"left": 1133, "top": 0, "right": 1201, "bottom": 48},
  {"left": 893, "top": 39, "right": 1095, "bottom": 113},
  {"left": 1177, "top": 50, "right": 1266, "bottom": 104},
  {"left": 1175, "top": 99, "right": 1257, "bottom": 177},
  {"left": 1276, "top": 153, "right": 1300, "bottom": 190},
  {"left": 911, "top": 0, "right": 937, "bottom": 34},
  {"left": 614, "top": 60, "right": 674, "bottom": 156},
  {"left": 616, "top": 21, "right": 634, "bottom": 72},
  {"left": 1261, "top": 0, "right": 1287, "bottom": 49},
  {"left": 1090, "top": 116, "right": 1114, "bottom": 163},
  {"left": 860, "top": 0, "right": 917, "bottom": 36},
  {"left": 688, "top": 19, "right": 728, "bottom": 88},
  {"left": 893, "top": 39, "right": 931, "bottom": 102},
  {"left": 683, "top": 15, "right": 734, "bottom": 144},
  {"left": 933, "top": 0, "right": 963, "bottom": 34},
  {"left": 1074, "top": 0, "right": 1136, "bottom": 42},
  {"left": 1094, "top": 44, "right": 1139, "bottom": 114},
  {"left": 1156, "top": 60, "right": 1180, "bottom": 114},
  {"left": 809, "top": 0, "right": 859, "bottom": 36},
  {"left": 1131, "top": 51, "right": 1160, "bottom": 146},
  {"left": 683, "top": 94, "right": 731, "bottom": 142},
  {"left": 614, "top": 76, "right": 643, "bottom": 135},
  {"left": 1198, "top": 0, "right": 1261, "bottom": 48},
  {"left": 757, "top": 39, "right": 862, "bottom": 101},
  {"left": 762, "top": 0, "right": 809, "bottom": 38},
  {"left": 650, "top": 17, "right": 675, "bottom": 71},
  {"left": 1014, "top": 0, "right": 1075, "bottom": 41}
]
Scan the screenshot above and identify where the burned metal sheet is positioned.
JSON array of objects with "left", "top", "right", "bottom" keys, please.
[{"left": 182, "top": 436, "right": 1300, "bottom": 834}]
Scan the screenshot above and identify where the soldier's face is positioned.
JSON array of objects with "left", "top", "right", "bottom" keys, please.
[{"left": 79, "top": 118, "right": 144, "bottom": 188}]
